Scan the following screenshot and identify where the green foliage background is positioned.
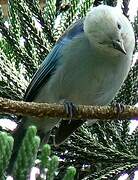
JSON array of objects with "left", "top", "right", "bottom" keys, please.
[{"left": 0, "top": 0, "right": 138, "bottom": 179}]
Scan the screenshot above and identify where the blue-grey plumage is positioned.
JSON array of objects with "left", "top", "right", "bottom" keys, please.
[
  {"left": 7, "top": 4, "right": 135, "bottom": 173},
  {"left": 21, "top": 5, "right": 135, "bottom": 144}
]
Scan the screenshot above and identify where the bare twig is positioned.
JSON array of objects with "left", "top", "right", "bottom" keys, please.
[{"left": 0, "top": 97, "right": 137, "bottom": 121}]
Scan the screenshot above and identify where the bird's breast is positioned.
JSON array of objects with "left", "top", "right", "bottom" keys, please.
[
  {"left": 46, "top": 53, "right": 129, "bottom": 106},
  {"left": 35, "top": 36, "right": 131, "bottom": 106}
]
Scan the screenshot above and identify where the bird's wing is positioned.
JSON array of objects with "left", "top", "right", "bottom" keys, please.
[{"left": 24, "top": 19, "right": 84, "bottom": 102}]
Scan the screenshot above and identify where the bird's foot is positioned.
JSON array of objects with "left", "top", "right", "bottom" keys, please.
[
  {"left": 111, "top": 103, "right": 125, "bottom": 119},
  {"left": 63, "top": 100, "right": 77, "bottom": 119}
]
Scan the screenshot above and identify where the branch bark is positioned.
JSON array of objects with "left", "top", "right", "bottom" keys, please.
[{"left": 0, "top": 97, "right": 137, "bottom": 121}]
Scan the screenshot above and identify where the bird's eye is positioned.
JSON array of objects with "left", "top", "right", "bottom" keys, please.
[{"left": 117, "top": 23, "right": 121, "bottom": 29}]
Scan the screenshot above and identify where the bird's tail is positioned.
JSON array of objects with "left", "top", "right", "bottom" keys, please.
[{"left": 54, "top": 119, "right": 84, "bottom": 146}]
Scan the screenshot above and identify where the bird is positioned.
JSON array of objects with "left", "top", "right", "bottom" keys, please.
[
  {"left": 18, "top": 4, "right": 135, "bottom": 144},
  {"left": 8, "top": 4, "right": 135, "bottom": 173}
]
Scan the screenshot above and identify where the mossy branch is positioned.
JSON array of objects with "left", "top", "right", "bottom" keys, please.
[{"left": 0, "top": 97, "right": 137, "bottom": 120}]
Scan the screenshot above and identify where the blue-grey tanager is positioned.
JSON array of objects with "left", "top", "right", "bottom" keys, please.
[{"left": 12, "top": 4, "right": 135, "bottom": 159}]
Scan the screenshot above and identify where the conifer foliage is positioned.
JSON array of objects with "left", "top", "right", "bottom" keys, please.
[{"left": 0, "top": 0, "right": 138, "bottom": 179}]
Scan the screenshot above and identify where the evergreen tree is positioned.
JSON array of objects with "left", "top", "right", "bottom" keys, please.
[{"left": 0, "top": 0, "right": 137, "bottom": 179}]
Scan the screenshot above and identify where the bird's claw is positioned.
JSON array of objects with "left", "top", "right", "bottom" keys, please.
[
  {"left": 63, "top": 100, "right": 77, "bottom": 119},
  {"left": 112, "top": 103, "right": 125, "bottom": 119}
]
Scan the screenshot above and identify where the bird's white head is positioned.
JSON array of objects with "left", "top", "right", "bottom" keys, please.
[{"left": 84, "top": 5, "right": 135, "bottom": 56}]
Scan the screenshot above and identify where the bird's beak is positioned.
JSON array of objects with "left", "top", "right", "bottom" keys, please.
[{"left": 112, "top": 40, "right": 127, "bottom": 55}]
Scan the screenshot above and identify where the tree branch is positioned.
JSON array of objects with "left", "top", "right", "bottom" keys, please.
[{"left": 0, "top": 97, "right": 137, "bottom": 121}]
